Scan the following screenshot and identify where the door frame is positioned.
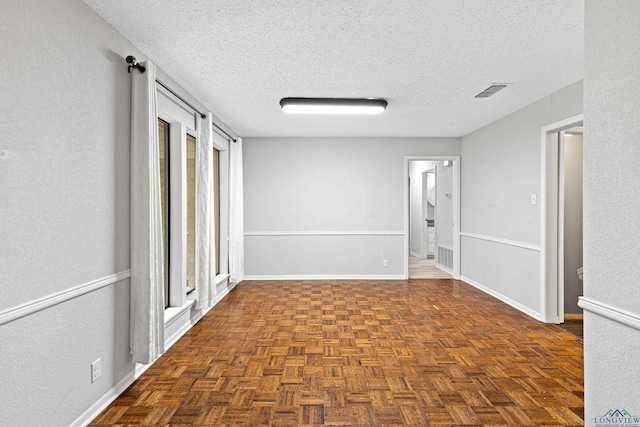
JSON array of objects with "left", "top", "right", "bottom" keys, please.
[
  {"left": 421, "top": 168, "right": 436, "bottom": 259},
  {"left": 540, "top": 114, "right": 583, "bottom": 323},
  {"left": 404, "top": 156, "right": 460, "bottom": 279}
]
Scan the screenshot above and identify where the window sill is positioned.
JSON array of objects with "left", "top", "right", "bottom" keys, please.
[
  {"left": 165, "top": 299, "right": 196, "bottom": 325},
  {"left": 164, "top": 275, "right": 230, "bottom": 325},
  {"left": 215, "top": 273, "right": 230, "bottom": 286}
]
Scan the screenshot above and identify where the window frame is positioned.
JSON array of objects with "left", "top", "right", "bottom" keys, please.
[
  {"left": 212, "top": 132, "right": 230, "bottom": 282},
  {"left": 157, "top": 86, "right": 197, "bottom": 309},
  {"left": 156, "top": 84, "right": 231, "bottom": 315}
]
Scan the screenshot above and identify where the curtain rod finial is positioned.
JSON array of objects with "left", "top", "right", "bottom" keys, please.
[{"left": 126, "top": 55, "right": 146, "bottom": 74}]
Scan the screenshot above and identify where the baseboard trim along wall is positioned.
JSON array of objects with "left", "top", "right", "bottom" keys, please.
[
  {"left": 461, "top": 275, "right": 543, "bottom": 321},
  {"left": 69, "top": 364, "right": 143, "bottom": 427},
  {"left": 0, "top": 270, "right": 131, "bottom": 326},
  {"left": 244, "top": 231, "right": 404, "bottom": 236},
  {"left": 71, "top": 278, "right": 235, "bottom": 427},
  {"left": 435, "top": 263, "right": 454, "bottom": 275},
  {"left": 460, "top": 232, "right": 541, "bottom": 252},
  {"left": 579, "top": 297, "right": 640, "bottom": 331},
  {"left": 244, "top": 275, "right": 407, "bottom": 281}
]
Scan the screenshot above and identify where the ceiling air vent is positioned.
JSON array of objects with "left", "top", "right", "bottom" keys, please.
[{"left": 475, "top": 84, "right": 509, "bottom": 98}]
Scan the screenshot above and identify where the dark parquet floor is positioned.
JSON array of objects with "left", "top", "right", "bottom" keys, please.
[
  {"left": 553, "top": 319, "right": 583, "bottom": 340},
  {"left": 90, "top": 279, "right": 584, "bottom": 426}
]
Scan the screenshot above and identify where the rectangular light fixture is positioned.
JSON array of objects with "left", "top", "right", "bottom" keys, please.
[{"left": 280, "top": 97, "right": 388, "bottom": 115}]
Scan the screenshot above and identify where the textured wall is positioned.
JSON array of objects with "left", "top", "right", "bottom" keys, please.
[
  {"left": 583, "top": 1, "right": 640, "bottom": 423},
  {"left": 0, "top": 1, "right": 139, "bottom": 425},
  {"left": 460, "top": 81, "right": 583, "bottom": 315},
  {"left": 243, "top": 137, "right": 460, "bottom": 277}
]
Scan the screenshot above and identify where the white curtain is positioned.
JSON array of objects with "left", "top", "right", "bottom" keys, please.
[
  {"left": 196, "top": 113, "right": 215, "bottom": 309},
  {"left": 130, "top": 60, "right": 165, "bottom": 364},
  {"left": 229, "top": 137, "right": 244, "bottom": 285}
]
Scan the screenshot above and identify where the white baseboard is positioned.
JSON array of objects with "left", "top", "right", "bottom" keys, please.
[
  {"left": 69, "top": 362, "right": 150, "bottom": 427},
  {"left": 243, "top": 275, "right": 407, "bottom": 281},
  {"left": 70, "top": 284, "right": 235, "bottom": 427},
  {"left": 435, "top": 263, "right": 454, "bottom": 275},
  {"left": 460, "top": 275, "right": 542, "bottom": 321},
  {"left": 410, "top": 250, "right": 422, "bottom": 258}
]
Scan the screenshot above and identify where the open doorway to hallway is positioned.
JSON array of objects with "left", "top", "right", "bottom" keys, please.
[
  {"left": 542, "top": 115, "right": 584, "bottom": 339},
  {"left": 405, "top": 157, "right": 460, "bottom": 279},
  {"left": 409, "top": 254, "right": 453, "bottom": 278}
]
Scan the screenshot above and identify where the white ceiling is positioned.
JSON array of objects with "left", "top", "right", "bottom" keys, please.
[{"left": 83, "top": 0, "right": 584, "bottom": 137}]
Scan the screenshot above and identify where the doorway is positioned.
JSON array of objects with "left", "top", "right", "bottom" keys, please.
[
  {"left": 404, "top": 156, "right": 460, "bottom": 279},
  {"left": 541, "top": 115, "right": 584, "bottom": 327}
]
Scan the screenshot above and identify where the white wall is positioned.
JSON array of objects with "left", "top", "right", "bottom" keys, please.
[
  {"left": 409, "top": 161, "right": 437, "bottom": 256},
  {"left": 583, "top": 1, "right": 640, "bottom": 423},
  {"left": 0, "top": 2, "right": 135, "bottom": 425},
  {"left": 435, "top": 162, "right": 454, "bottom": 251},
  {"left": 243, "top": 138, "right": 460, "bottom": 278},
  {"left": 563, "top": 134, "right": 583, "bottom": 314},
  {"left": 460, "top": 80, "right": 583, "bottom": 317},
  {"left": 0, "top": 1, "right": 232, "bottom": 425}
]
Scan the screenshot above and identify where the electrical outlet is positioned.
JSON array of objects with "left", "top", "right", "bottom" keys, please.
[
  {"left": 530, "top": 194, "right": 537, "bottom": 205},
  {"left": 383, "top": 259, "right": 389, "bottom": 268},
  {"left": 91, "top": 358, "right": 101, "bottom": 383}
]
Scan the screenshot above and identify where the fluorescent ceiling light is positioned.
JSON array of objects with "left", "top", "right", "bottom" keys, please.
[{"left": 280, "top": 98, "right": 388, "bottom": 115}]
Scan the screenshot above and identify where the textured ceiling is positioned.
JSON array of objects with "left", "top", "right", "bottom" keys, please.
[{"left": 82, "top": 0, "right": 584, "bottom": 137}]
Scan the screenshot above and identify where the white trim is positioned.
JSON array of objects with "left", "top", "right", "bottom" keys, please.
[
  {"left": 540, "top": 114, "right": 584, "bottom": 323},
  {"left": 460, "top": 232, "right": 541, "bottom": 252},
  {"left": 557, "top": 131, "right": 567, "bottom": 322},
  {"left": 409, "top": 250, "right": 422, "bottom": 258},
  {"left": 244, "top": 231, "right": 404, "bottom": 236},
  {"left": 404, "top": 156, "right": 461, "bottom": 280},
  {"left": 215, "top": 273, "right": 230, "bottom": 285},
  {"left": 0, "top": 270, "right": 131, "bottom": 326},
  {"left": 164, "top": 298, "right": 196, "bottom": 328},
  {"left": 244, "top": 275, "right": 407, "bottom": 281},
  {"left": 69, "top": 367, "right": 140, "bottom": 427},
  {"left": 71, "top": 276, "right": 236, "bottom": 427},
  {"left": 435, "top": 263, "right": 454, "bottom": 275},
  {"left": 579, "top": 297, "right": 640, "bottom": 331},
  {"left": 216, "top": 279, "right": 237, "bottom": 303},
  {"left": 461, "top": 275, "right": 542, "bottom": 321},
  {"left": 165, "top": 303, "right": 211, "bottom": 350}
]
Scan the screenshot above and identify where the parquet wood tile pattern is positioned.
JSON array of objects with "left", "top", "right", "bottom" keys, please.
[
  {"left": 90, "top": 279, "right": 584, "bottom": 426},
  {"left": 554, "top": 319, "right": 583, "bottom": 340}
]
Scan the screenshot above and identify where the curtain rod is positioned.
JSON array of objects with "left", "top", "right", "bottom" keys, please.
[{"left": 126, "top": 56, "right": 237, "bottom": 143}]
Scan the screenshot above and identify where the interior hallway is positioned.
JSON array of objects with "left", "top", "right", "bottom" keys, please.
[
  {"left": 90, "top": 280, "right": 583, "bottom": 426},
  {"left": 409, "top": 253, "right": 453, "bottom": 279}
]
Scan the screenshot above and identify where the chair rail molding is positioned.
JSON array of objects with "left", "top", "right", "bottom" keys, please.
[
  {"left": 460, "top": 232, "right": 541, "bottom": 252},
  {"left": 0, "top": 270, "right": 131, "bottom": 326},
  {"left": 579, "top": 297, "right": 640, "bottom": 331}
]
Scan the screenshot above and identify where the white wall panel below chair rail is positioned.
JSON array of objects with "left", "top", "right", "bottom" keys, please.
[{"left": 244, "top": 233, "right": 405, "bottom": 278}]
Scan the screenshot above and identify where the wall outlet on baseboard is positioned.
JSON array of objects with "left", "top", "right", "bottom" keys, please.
[
  {"left": 91, "top": 358, "right": 101, "bottom": 383},
  {"left": 383, "top": 260, "right": 389, "bottom": 268}
]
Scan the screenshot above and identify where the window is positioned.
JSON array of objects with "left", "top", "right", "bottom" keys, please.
[
  {"left": 186, "top": 134, "right": 196, "bottom": 293},
  {"left": 158, "top": 119, "right": 170, "bottom": 307},
  {"left": 212, "top": 148, "right": 220, "bottom": 275},
  {"left": 157, "top": 85, "right": 231, "bottom": 314}
]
